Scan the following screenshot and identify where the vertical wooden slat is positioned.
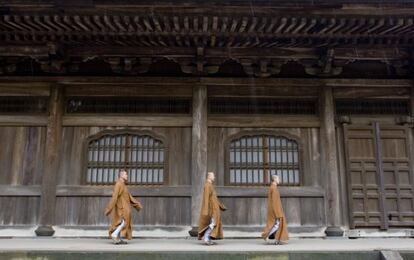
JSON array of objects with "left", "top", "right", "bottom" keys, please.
[
  {"left": 373, "top": 122, "right": 389, "bottom": 230},
  {"left": 263, "top": 136, "right": 269, "bottom": 184}
]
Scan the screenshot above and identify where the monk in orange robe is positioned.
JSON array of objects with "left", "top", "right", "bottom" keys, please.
[
  {"left": 105, "top": 169, "right": 143, "bottom": 244},
  {"left": 198, "top": 172, "right": 227, "bottom": 245},
  {"left": 262, "top": 175, "right": 289, "bottom": 245}
]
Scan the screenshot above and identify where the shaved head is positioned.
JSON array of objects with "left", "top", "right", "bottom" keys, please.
[
  {"left": 272, "top": 175, "right": 280, "bottom": 184},
  {"left": 207, "top": 172, "right": 215, "bottom": 182}
]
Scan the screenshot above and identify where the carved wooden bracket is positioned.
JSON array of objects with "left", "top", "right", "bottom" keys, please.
[{"left": 300, "top": 49, "right": 343, "bottom": 77}]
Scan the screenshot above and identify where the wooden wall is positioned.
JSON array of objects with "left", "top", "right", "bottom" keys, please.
[
  {"left": 0, "top": 126, "right": 45, "bottom": 225},
  {"left": 0, "top": 127, "right": 45, "bottom": 185},
  {"left": 55, "top": 126, "right": 192, "bottom": 226}
]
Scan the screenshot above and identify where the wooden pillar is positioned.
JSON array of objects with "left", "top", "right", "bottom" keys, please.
[
  {"left": 35, "top": 85, "right": 63, "bottom": 236},
  {"left": 320, "top": 86, "right": 343, "bottom": 236},
  {"left": 189, "top": 84, "right": 208, "bottom": 236}
]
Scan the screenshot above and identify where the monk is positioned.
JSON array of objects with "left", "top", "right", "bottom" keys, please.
[
  {"left": 262, "top": 175, "right": 289, "bottom": 245},
  {"left": 197, "top": 172, "right": 227, "bottom": 245},
  {"left": 104, "top": 169, "right": 143, "bottom": 244}
]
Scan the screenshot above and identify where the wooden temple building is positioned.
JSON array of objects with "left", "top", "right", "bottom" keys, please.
[{"left": 0, "top": 0, "right": 413, "bottom": 238}]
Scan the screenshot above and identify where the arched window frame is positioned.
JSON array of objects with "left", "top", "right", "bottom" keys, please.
[
  {"left": 82, "top": 129, "right": 169, "bottom": 186},
  {"left": 224, "top": 130, "right": 303, "bottom": 187}
]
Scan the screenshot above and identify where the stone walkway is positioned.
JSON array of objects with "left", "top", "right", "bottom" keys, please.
[{"left": 0, "top": 238, "right": 412, "bottom": 252}]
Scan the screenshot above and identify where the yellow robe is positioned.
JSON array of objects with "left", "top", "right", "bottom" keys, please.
[
  {"left": 105, "top": 180, "right": 143, "bottom": 240},
  {"left": 197, "top": 181, "right": 226, "bottom": 240},
  {"left": 262, "top": 183, "right": 289, "bottom": 242}
]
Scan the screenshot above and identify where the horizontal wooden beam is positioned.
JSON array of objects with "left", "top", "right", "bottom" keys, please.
[
  {"left": 0, "top": 185, "right": 324, "bottom": 198},
  {"left": 65, "top": 85, "right": 192, "bottom": 97},
  {"left": 0, "top": 84, "right": 51, "bottom": 96},
  {"left": 0, "top": 77, "right": 411, "bottom": 88},
  {"left": 61, "top": 115, "right": 320, "bottom": 127},
  {"left": 62, "top": 115, "right": 193, "bottom": 127},
  {"left": 0, "top": 45, "right": 54, "bottom": 57},
  {"left": 56, "top": 185, "right": 192, "bottom": 197},
  {"left": 66, "top": 46, "right": 410, "bottom": 61},
  {"left": 0, "top": 185, "right": 41, "bottom": 196},
  {"left": 208, "top": 116, "right": 320, "bottom": 128},
  {"left": 216, "top": 186, "right": 325, "bottom": 198},
  {"left": 0, "top": 115, "right": 48, "bottom": 126},
  {"left": 333, "top": 87, "right": 411, "bottom": 99}
]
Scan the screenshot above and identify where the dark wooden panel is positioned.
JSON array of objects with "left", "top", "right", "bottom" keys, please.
[
  {"left": 300, "top": 197, "right": 325, "bottom": 226},
  {"left": 220, "top": 197, "right": 266, "bottom": 226},
  {"left": 54, "top": 197, "right": 191, "bottom": 226},
  {"left": 0, "top": 197, "right": 40, "bottom": 225},
  {"left": 57, "top": 127, "right": 191, "bottom": 186},
  {"left": 0, "top": 127, "right": 46, "bottom": 185},
  {"left": 301, "top": 128, "right": 322, "bottom": 186}
]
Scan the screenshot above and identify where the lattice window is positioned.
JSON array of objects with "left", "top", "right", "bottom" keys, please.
[
  {"left": 336, "top": 99, "right": 410, "bottom": 115},
  {"left": 86, "top": 132, "right": 166, "bottom": 185},
  {"left": 67, "top": 97, "right": 191, "bottom": 114},
  {"left": 227, "top": 134, "right": 300, "bottom": 186},
  {"left": 0, "top": 96, "right": 48, "bottom": 114},
  {"left": 209, "top": 98, "right": 318, "bottom": 115}
]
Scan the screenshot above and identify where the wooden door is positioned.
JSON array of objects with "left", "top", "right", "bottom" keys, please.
[
  {"left": 380, "top": 125, "right": 414, "bottom": 227},
  {"left": 344, "top": 123, "right": 414, "bottom": 229}
]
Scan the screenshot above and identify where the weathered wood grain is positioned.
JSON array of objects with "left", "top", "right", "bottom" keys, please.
[
  {"left": 0, "top": 127, "right": 46, "bottom": 185},
  {"left": 320, "top": 87, "right": 342, "bottom": 234},
  {"left": 62, "top": 116, "right": 192, "bottom": 127},
  {"left": 190, "top": 85, "right": 208, "bottom": 227},
  {"left": 208, "top": 116, "right": 320, "bottom": 128}
]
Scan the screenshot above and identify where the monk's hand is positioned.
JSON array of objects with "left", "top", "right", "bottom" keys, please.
[{"left": 104, "top": 208, "right": 110, "bottom": 216}]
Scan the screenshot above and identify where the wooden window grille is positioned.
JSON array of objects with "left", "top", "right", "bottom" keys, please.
[
  {"left": 0, "top": 96, "right": 48, "bottom": 114},
  {"left": 336, "top": 99, "right": 410, "bottom": 115},
  {"left": 227, "top": 134, "right": 300, "bottom": 186},
  {"left": 86, "top": 131, "right": 167, "bottom": 185},
  {"left": 209, "top": 98, "right": 318, "bottom": 115},
  {"left": 66, "top": 97, "right": 191, "bottom": 114}
]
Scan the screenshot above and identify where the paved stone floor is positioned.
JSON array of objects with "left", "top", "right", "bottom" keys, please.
[{"left": 0, "top": 238, "right": 412, "bottom": 253}]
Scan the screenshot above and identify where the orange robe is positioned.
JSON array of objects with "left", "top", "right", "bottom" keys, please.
[
  {"left": 197, "top": 181, "right": 226, "bottom": 240},
  {"left": 105, "top": 180, "right": 143, "bottom": 240},
  {"left": 262, "top": 183, "right": 289, "bottom": 242}
]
